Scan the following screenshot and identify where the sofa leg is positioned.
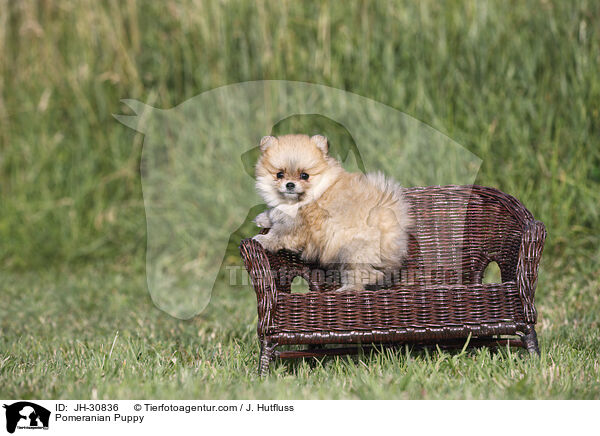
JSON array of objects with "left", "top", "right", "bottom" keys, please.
[
  {"left": 258, "top": 340, "right": 277, "bottom": 376},
  {"left": 522, "top": 325, "right": 540, "bottom": 356}
]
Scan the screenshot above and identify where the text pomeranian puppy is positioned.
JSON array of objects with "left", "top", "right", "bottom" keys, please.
[{"left": 253, "top": 134, "right": 411, "bottom": 291}]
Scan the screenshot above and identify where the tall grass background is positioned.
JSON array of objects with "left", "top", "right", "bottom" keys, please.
[{"left": 1, "top": 0, "right": 599, "bottom": 398}]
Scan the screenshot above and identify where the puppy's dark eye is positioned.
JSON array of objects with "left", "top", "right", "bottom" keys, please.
[
  {"left": 276, "top": 171, "right": 284, "bottom": 179},
  {"left": 300, "top": 172, "right": 309, "bottom": 180}
]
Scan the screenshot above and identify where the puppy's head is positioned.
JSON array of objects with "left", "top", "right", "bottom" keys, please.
[{"left": 255, "top": 134, "right": 340, "bottom": 206}]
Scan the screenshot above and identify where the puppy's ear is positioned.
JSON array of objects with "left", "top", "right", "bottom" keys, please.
[
  {"left": 259, "top": 136, "right": 277, "bottom": 152},
  {"left": 311, "top": 135, "right": 329, "bottom": 154}
]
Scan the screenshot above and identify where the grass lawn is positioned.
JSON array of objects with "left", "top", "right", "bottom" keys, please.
[
  {"left": 1, "top": 0, "right": 599, "bottom": 399},
  {"left": 1, "top": 259, "right": 598, "bottom": 399}
]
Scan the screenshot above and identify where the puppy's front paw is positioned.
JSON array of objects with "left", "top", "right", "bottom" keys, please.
[
  {"left": 254, "top": 211, "right": 272, "bottom": 228},
  {"left": 252, "top": 234, "right": 278, "bottom": 251}
]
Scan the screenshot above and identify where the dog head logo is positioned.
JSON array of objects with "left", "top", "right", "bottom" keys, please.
[
  {"left": 115, "top": 80, "right": 481, "bottom": 319},
  {"left": 3, "top": 402, "right": 50, "bottom": 434}
]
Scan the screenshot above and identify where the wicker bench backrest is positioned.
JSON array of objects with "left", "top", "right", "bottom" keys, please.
[{"left": 403, "top": 185, "right": 533, "bottom": 287}]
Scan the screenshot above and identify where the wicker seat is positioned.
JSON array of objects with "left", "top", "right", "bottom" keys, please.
[{"left": 240, "top": 185, "right": 546, "bottom": 375}]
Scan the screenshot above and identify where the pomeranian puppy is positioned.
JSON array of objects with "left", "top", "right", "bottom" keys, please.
[{"left": 253, "top": 134, "right": 411, "bottom": 291}]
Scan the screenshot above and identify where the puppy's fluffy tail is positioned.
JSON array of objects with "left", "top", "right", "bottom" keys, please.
[{"left": 365, "top": 172, "right": 409, "bottom": 216}]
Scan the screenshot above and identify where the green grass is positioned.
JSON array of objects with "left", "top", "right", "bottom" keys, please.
[
  {"left": 1, "top": 264, "right": 598, "bottom": 399},
  {"left": 1, "top": 0, "right": 600, "bottom": 398}
]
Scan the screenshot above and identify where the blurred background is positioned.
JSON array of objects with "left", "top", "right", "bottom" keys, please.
[{"left": 1, "top": 0, "right": 599, "bottom": 398}]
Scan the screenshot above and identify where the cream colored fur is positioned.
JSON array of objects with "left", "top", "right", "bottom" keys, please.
[{"left": 253, "top": 134, "right": 411, "bottom": 291}]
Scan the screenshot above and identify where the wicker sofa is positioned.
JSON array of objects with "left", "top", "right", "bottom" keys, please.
[{"left": 240, "top": 185, "right": 546, "bottom": 375}]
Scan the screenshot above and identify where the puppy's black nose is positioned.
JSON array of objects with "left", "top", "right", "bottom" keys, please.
[{"left": 286, "top": 182, "right": 295, "bottom": 190}]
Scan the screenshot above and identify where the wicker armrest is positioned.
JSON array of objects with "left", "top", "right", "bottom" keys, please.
[
  {"left": 516, "top": 220, "right": 547, "bottom": 323},
  {"left": 264, "top": 249, "right": 342, "bottom": 293},
  {"left": 239, "top": 238, "right": 278, "bottom": 337},
  {"left": 250, "top": 227, "right": 342, "bottom": 293}
]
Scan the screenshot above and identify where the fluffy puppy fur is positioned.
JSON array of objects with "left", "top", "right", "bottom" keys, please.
[{"left": 253, "top": 134, "right": 411, "bottom": 291}]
